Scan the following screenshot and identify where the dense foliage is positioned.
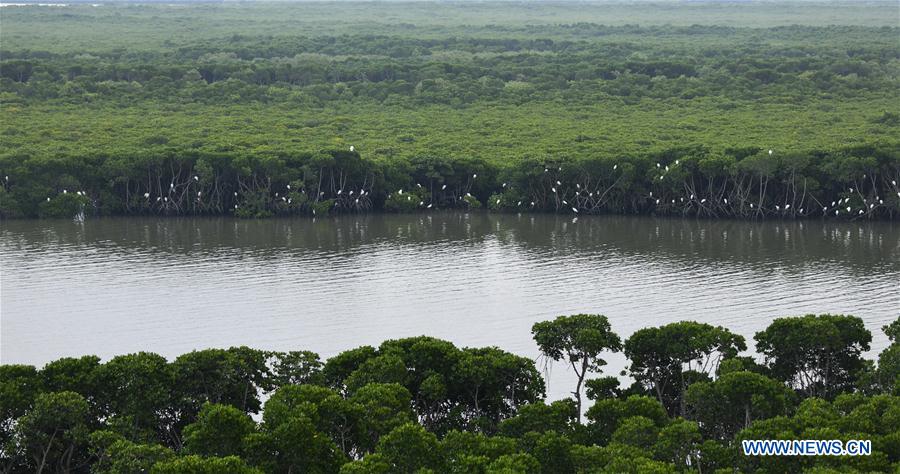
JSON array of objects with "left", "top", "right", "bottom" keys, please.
[
  {"left": 1, "top": 2, "right": 899, "bottom": 219},
  {"left": 1, "top": 313, "right": 897, "bottom": 473}
]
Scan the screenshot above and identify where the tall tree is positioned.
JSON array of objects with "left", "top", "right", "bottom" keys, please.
[
  {"left": 532, "top": 314, "right": 622, "bottom": 421},
  {"left": 624, "top": 321, "right": 746, "bottom": 416},
  {"left": 755, "top": 314, "right": 872, "bottom": 399}
]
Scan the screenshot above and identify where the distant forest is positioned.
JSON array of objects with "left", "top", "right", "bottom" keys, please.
[{"left": 1, "top": 2, "right": 898, "bottom": 218}]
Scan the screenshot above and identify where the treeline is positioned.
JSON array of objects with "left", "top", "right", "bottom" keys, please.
[
  {"left": 1, "top": 314, "right": 897, "bottom": 473},
  {"left": 2, "top": 143, "right": 899, "bottom": 219},
  {"left": 2, "top": 26, "right": 898, "bottom": 106}
]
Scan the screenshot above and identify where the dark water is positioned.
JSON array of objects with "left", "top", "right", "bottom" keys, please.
[{"left": 2, "top": 214, "right": 898, "bottom": 399}]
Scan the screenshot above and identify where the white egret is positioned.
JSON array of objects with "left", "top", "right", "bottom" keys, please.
[
  {"left": 750, "top": 203, "right": 754, "bottom": 208},
  {"left": 530, "top": 202, "right": 535, "bottom": 206},
  {"left": 768, "top": 149, "right": 773, "bottom": 155},
  {"left": 859, "top": 210, "right": 864, "bottom": 215},
  {"left": 613, "top": 164, "right": 618, "bottom": 170},
  {"left": 398, "top": 189, "right": 403, "bottom": 195},
  {"left": 473, "top": 173, "right": 477, "bottom": 179},
  {"left": 800, "top": 208, "right": 804, "bottom": 213},
  {"left": 785, "top": 204, "right": 790, "bottom": 210},
  {"left": 420, "top": 201, "right": 424, "bottom": 206},
  {"left": 655, "top": 199, "right": 660, "bottom": 204},
  {"left": 701, "top": 198, "right": 707, "bottom": 203},
  {"left": 441, "top": 184, "right": 447, "bottom": 190},
  {"left": 724, "top": 198, "right": 728, "bottom": 204},
  {"left": 675, "top": 160, "right": 680, "bottom": 165},
  {"left": 562, "top": 200, "right": 568, "bottom": 204},
  {"left": 496, "top": 199, "right": 501, "bottom": 205},
  {"left": 47, "top": 197, "right": 50, "bottom": 202},
  {"left": 63, "top": 189, "right": 67, "bottom": 194},
  {"left": 466, "top": 192, "right": 472, "bottom": 197},
  {"left": 144, "top": 192, "right": 150, "bottom": 198},
  {"left": 337, "top": 190, "right": 342, "bottom": 195},
  {"left": 193, "top": 176, "right": 199, "bottom": 181},
  {"left": 502, "top": 182, "right": 507, "bottom": 188},
  {"left": 665, "top": 165, "right": 669, "bottom": 171},
  {"left": 234, "top": 192, "right": 238, "bottom": 196},
  {"left": 349, "top": 145, "right": 354, "bottom": 152},
  {"left": 551, "top": 187, "right": 557, "bottom": 193},
  {"left": 287, "top": 184, "right": 291, "bottom": 190},
  {"left": 776, "top": 205, "right": 780, "bottom": 210},
  {"left": 572, "top": 207, "right": 578, "bottom": 213},
  {"left": 556, "top": 180, "right": 561, "bottom": 186},
  {"left": 517, "top": 201, "right": 522, "bottom": 206},
  {"left": 846, "top": 206, "right": 851, "bottom": 212},
  {"left": 197, "top": 191, "right": 202, "bottom": 197},
  {"left": 427, "top": 203, "right": 433, "bottom": 208},
  {"left": 690, "top": 194, "right": 695, "bottom": 199},
  {"left": 656, "top": 163, "right": 661, "bottom": 168}
]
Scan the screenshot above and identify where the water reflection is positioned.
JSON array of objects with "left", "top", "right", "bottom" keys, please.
[{"left": 2, "top": 213, "right": 898, "bottom": 400}]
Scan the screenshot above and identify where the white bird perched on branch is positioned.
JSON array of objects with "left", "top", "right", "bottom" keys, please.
[
  {"left": 193, "top": 176, "right": 199, "bottom": 181},
  {"left": 572, "top": 207, "right": 578, "bottom": 213},
  {"left": 551, "top": 187, "right": 557, "bottom": 193},
  {"left": 613, "top": 164, "right": 618, "bottom": 170},
  {"left": 441, "top": 184, "right": 447, "bottom": 190},
  {"left": 768, "top": 150, "right": 773, "bottom": 155},
  {"left": 473, "top": 174, "right": 477, "bottom": 179},
  {"left": 349, "top": 146, "right": 354, "bottom": 152},
  {"left": 144, "top": 192, "right": 150, "bottom": 198}
]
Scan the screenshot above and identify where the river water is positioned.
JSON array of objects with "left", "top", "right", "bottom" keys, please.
[{"left": 2, "top": 213, "right": 898, "bottom": 399}]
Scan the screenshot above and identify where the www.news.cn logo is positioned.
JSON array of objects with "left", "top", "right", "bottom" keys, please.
[{"left": 742, "top": 439, "right": 872, "bottom": 456}]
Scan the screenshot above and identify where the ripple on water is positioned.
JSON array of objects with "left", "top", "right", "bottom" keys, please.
[{"left": 1, "top": 214, "right": 898, "bottom": 400}]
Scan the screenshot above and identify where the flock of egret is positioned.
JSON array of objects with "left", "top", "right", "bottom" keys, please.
[{"left": 22, "top": 150, "right": 900, "bottom": 219}]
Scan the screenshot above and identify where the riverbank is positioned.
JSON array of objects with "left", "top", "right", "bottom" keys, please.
[{"left": 2, "top": 144, "right": 899, "bottom": 220}]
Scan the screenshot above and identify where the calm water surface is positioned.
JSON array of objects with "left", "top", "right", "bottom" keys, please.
[{"left": 2, "top": 214, "right": 898, "bottom": 399}]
